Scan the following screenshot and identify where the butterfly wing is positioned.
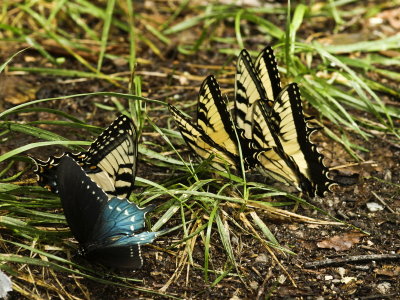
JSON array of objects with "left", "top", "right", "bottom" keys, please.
[
  {"left": 86, "top": 229, "right": 157, "bottom": 269},
  {"left": 87, "top": 198, "right": 158, "bottom": 269},
  {"left": 56, "top": 156, "right": 157, "bottom": 269},
  {"left": 56, "top": 155, "right": 108, "bottom": 244},
  {"left": 254, "top": 46, "right": 282, "bottom": 101},
  {"left": 235, "top": 47, "right": 334, "bottom": 196},
  {"left": 235, "top": 49, "right": 269, "bottom": 139},
  {"left": 254, "top": 99, "right": 309, "bottom": 189},
  {"left": 170, "top": 75, "right": 252, "bottom": 169},
  {"left": 93, "top": 197, "right": 155, "bottom": 240},
  {"left": 33, "top": 115, "right": 137, "bottom": 198},
  {"left": 85, "top": 245, "right": 143, "bottom": 269},
  {"left": 83, "top": 115, "right": 138, "bottom": 199},
  {"left": 268, "top": 83, "right": 335, "bottom": 196}
]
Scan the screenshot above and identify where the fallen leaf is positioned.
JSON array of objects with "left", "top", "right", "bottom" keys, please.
[
  {"left": 374, "top": 266, "right": 400, "bottom": 277},
  {"left": 3, "top": 76, "right": 38, "bottom": 104},
  {"left": 317, "top": 233, "right": 365, "bottom": 251}
]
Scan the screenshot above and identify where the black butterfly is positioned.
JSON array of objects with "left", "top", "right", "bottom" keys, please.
[
  {"left": 56, "top": 155, "right": 158, "bottom": 269},
  {"left": 32, "top": 115, "right": 137, "bottom": 199}
]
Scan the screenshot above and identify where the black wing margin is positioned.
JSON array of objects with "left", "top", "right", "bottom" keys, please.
[{"left": 32, "top": 115, "right": 137, "bottom": 199}]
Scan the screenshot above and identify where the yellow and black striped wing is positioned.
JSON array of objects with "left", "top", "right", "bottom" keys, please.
[
  {"left": 235, "top": 49, "right": 268, "bottom": 139},
  {"left": 254, "top": 46, "right": 282, "bottom": 102},
  {"left": 83, "top": 115, "right": 137, "bottom": 198},
  {"left": 268, "top": 83, "right": 334, "bottom": 196},
  {"left": 253, "top": 99, "right": 302, "bottom": 186},
  {"left": 169, "top": 75, "right": 257, "bottom": 170},
  {"left": 33, "top": 115, "right": 137, "bottom": 199}
]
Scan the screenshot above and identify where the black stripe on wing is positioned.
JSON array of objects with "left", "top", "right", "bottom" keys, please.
[
  {"left": 254, "top": 46, "right": 282, "bottom": 101},
  {"left": 168, "top": 103, "right": 240, "bottom": 169},
  {"left": 255, "top": 84, "right": 335, "bottom": 197},
  {"left": 32, "top": 115, "right": 137, "bottom": 199},
  {"left": 235, "top": 49, "right": 269, "bottom": 139},
  {"left": 169, "top": 75, "right": 258, "bottom": 170},
  {"left": 270, "top": 83, "right": 335, "bottom": 196}
]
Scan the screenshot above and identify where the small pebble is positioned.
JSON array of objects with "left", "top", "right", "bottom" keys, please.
[
  {"left": 341, "top": 277, "right": 356, "bottom": 284},
  {"left": 366, "top": 202, "right": 384, "bottom": 212},
  {"left": 337, "top": 267, "right": 346, "bottom": 278},
  {"left": 376, "top": 282, "right": 391, "bottom": 294},
  {"left": 278, "top": 275, "right": 286, "bottom": 284},
  {"left": 249, "top": 281, "right": 258, "bottom": 290},
  {"left": 255, "top": 253, "right": 268, "bottom": 263}
]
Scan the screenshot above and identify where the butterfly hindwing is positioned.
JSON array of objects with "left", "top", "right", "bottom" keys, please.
[
  {"left": 32, "top": 115, "right": 137, "bottom": 199},
  {"left": 94, "top": 198, "right": 154, "bottom": 240},
  {"left": 56, "top": 156, "right": 157, "bottom": 269}
]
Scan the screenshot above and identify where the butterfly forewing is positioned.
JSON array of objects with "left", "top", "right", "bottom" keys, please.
[
  {"left": 33, "top": 115, "right": 137, "bottom": 199},
  {"left": 197, "top": 76, "right": 240, "bottom": 157},
  {"left": 56, "top": 156, "right": 108, "bottom": 244},
  {"left": 235, "top": 49, "right": 268, "bottom": 139},
  {"left": 169, "top": 103, "right": 238, "bottom": 167},
  {"left": 254, "top": 101, "right": 302, "bottom": 186},
  {"left": 169, "top": 75, "right": 255, "bottom": 169},
  {"left": 254, "top": 46, "right": 282, "bottom": 101}
]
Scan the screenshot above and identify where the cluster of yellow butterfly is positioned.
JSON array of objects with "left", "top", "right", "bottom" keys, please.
[{"left": 169, "top": 46, "right": 335, "bottom": 198}]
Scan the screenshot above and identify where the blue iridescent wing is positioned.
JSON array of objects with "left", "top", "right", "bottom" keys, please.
[
  {"left": 92, "top": 197, "right": 156, "bottom": 242},
  {"left": 32, "top": 115, "right": 137, "bottom": 199},
  {"left": 56, "top": 156, "right": 157, "bottom": 268}
]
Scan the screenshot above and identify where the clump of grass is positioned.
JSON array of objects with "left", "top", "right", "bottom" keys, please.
[{"left": 0, "top": 0, "right": 399, "bottom": 298}]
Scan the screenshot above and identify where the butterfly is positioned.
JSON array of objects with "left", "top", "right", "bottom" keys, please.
[
  {"left": 56, "top": 155, "right": 158, "bottom": 269},
  {"left": 169, "top": 75, "right": 259, "bottom": 171},
  {"left": 235, "top": 46, "right": 335, "bottom": 197},
  {"left": 32, "top": 115, "right": 137, "bottom": 199}
]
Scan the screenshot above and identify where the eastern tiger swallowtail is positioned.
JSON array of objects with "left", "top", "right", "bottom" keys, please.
[
  {"left": 32, "top": 115, "right": 137, "bottom": 199},
  {"left": 56, "top": 155, "right": 157, "bottom": 269},
  {"left": 235, "top": 47, "right": 335, "bottom": 197},
  {"left": 169, "top": 75, "right": 258, "bottom": 171}
]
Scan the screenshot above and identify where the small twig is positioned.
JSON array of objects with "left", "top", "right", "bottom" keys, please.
[
  {"left": 328, "top": 160, "right": 375, "bottom": 171},
  {"left": 256, "top": 267, "right": 274, "bottom": 300},
  {"left": 304, "top": 254, "right": 400, "bottom": 268},
  {"left": 371, "top": 191, "right": 395, "bottom": 213}
]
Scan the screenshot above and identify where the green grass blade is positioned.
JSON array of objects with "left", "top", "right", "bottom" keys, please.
[{"left": 97, "top": 0, "right": 116, "bottom": 71}]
